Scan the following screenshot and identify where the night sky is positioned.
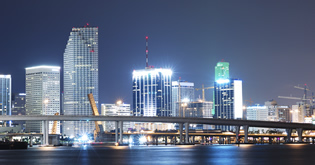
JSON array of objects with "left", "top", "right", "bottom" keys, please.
[{"left": 1, "top": 0, "right": 315, "bottom": 106}]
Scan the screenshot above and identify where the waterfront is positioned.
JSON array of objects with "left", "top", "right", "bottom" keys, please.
[{"left": 0, "top": 144, "right": 314, "bottom": 165}]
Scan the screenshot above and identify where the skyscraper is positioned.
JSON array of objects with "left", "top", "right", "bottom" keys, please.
[
  {"left": 12, "top": 93, "right": 26, "bottom": 129},
  {"left": 63, "top": 25, "right": 98, "bottom": 137},
  {"left": 25, "top": 66, "right": 60, "bottom": 133},
  {"left": 215, "top": 61, "right": 229, "bottom": 81},
  {"left": 132, "top": 68, "right": 172, "bottom": 116},
  {"left": 0, "top": 75, "right": 11, "bottom": 126},
  {"left": 171, "top": 80, "right": 194, "bottom": 117},
  {"left": 213, "top": 79, "right": 243, "bottom": 131}
]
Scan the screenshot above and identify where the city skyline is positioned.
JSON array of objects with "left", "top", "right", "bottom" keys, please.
[{"left": 1, "top": 0, "right": 315, "bottom": 107}]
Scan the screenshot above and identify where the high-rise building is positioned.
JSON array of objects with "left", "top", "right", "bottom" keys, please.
[
  {"left": 246, "top": 105, "right": 268, "bottom": 132},
  {"left": 11, "top": 93, "right": 26, "bottom": 129},
  {"left": 171, "top": 80, "right": 194, "bottom": 117},
  {"left": 63, "top": 25, "right": 99, "bottom": 137},
  {"left": 101, "top": 102, "right": 131, "bottom": 132},
  {"left": 0, "top": 75, "right": 11, "bottom": 126},
  {"left": 132, "top": 68, "right": 172, "bottom": 117},
  {"left": 215, "top": 61, "right": 229, "bottom": 81},
  {"left": 265, "top": 100, "right": 278, "bottom": 121},
  {"left": 25, "top": 66, "right": 60, "bottom": 133},
  {"left": 277, "top": 106, "right": 291, "bottom": 122},
  {"left": 213, "top": 78, "right": 243, "bottom": 131}
]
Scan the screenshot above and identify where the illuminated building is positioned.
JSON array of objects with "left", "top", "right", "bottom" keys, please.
[
  {"left": 63, "top": 25, "right": 99, "bottom": 137},
  {"left": 0, "top": 75, "right": 11, "bottom": 126},
  {"left": 171, "top": 80, "right": 194, "bottom": 117},
  {"left": 215, "top": 61, "right": 229, "bottom": 81},
  {"left": 213, "top": 78, "right": 243, "bottom": 131},
  {"left": 246, "top": 105, "right": 268, "bottom": 132},
  {"left": 265, "top": 100, "right": 278, "bottom": 121},
  {"left": 132, "top": 68, "right": 172, "bottom": 117},
  {"left": 101, "top": 102, "right": 131, "bottom": 132},
  {"left": 11, "top": 93, "right": 26, "bottom": 129},
  {"left": 277, "top": 106, "right": 291, "bottom": 122},
  {"left": 25, "top": 66, "right": 60, "bottom": 133}
]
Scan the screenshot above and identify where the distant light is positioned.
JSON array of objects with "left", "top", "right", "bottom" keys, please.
[
  {"left": 139, "top": 136, "right": 147, "bottom": 144},
  {"left": 182, "top": 98, "right": 189, "bottom": 103},
  {"left": 216, "top": 79, "right": 230, "bottom": 84},
  {"left": 116, "top": 100, "right": 122, "bottom": 105},
  {"left": 146, "top": 36, "right": 148, "bottom": 39}
]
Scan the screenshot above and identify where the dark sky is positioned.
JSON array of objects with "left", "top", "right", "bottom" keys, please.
[{"left": 1, "top": 0, "right": 315, "bottom": 106}]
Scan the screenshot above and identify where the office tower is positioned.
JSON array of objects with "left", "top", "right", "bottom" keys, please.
[
  {"left": 132, "top": 68, "right": 172, "bottom": 116},
  {"left": 11, "top": 93, "right": 26, "bottom": 129},
  {"left": 213, "top": 61, "right": 230, "bottom": 115},
  {"left": 171, "top": 80, "right": 194, "bottom": 117},
  {"left": 181, "top": 101, "right": 213, "bottom": 129},
  {"left": 101, "top": 102, "right": 131, "bottom": 132},
  {"left": 0, "top": 75, "right": 11, "bottom": 126},
  {"left": 246, "top": 105, "right": 268, "bottom": 132},
  {"left": 213, "top": 79, "right": 243, "bottom": 131},
  {"left": 25, "top": 66, "right": 60, "bottom": 133},
  {"left": 63, "top": 25, "right": 99, "bottom": 137},
  {"left": 265, "top": 100, "right": 278, "bottom": 121},
  {"left": 215, "top": 61, "right": 229, "bottom": 81},
  {"left": 277, "top": 106, "right": 291, "bottom": 122}
]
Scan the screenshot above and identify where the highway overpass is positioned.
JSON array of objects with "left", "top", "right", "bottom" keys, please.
[{"left": 1, "top": 115, "right": 314, "bottom": 145}]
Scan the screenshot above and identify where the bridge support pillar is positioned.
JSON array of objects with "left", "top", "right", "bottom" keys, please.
[
  {"left": 286, "top": 129, "right": 292, "bottom": 143},
  {"left": 235, "top": 126, "right": 240, "bottom": 143},
  {"left": 179, "top": 123, "right": 183, "bottom": 144},
  {"left": 119, "top": 121, "right": 123, "bottom": 144},
  {"left": 115, "top": 121, "right": 119, "bottom": 143},
  {"left": 297, "top": 128, "right": 303, "bottom": 143},
  {"left": 244, "top": 125, "right": 249, "bottom": 143},
  {"left": 185, "top": 122, "right": 189, "bottom": 144},
  {"left": 42, "top": 120, "right": 49, "bottom": 146},
  {"left": 165, "top": 136, "right": 167, "bottom": 145},
  {"left": 29, "top": 136, "right": 33, "bottom": 147}
]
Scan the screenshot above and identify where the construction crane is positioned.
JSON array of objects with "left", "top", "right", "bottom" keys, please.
[
  {"left": 88, "top": 93, "right": 104, "bottom": 142},
  {"left": 245, "top": 98, "right": 254, "bottom": 106},
  {"left": 51, "top": 112, "right": 59, "bottom": 134},
  {"left": 195, "top": 84, "right": 214, "bottom": 102},
  {"left": 278, "top": 84, "right": 313, "bottom": 117}
]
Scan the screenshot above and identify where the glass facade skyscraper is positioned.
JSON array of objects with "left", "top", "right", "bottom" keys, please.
[
  {"left": 213, "top": 79, "right": 243, "bottom": 131},
  {"left": 215, "top": 62, "right": 229, "bottom": 81},
  {"left": 63, "top": 25, "right": 98, "bottom": 137},
  {"left": 0, "top": 75, "right": 11, "bottom": 126},
  {"left": 25, "top": 66, "right": 60, "bottom": 133},
  {"left": 132, "top": 68, "right": 172, "bottom": 117}
]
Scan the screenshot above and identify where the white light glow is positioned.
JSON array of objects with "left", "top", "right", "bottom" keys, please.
[
  {"left": 216, "top": 79, "right": 230, "bottom": 84},
  {"left": 0, "top": 75, "right": 11, "bottom": 78},
  {"left": 182, "top": 98, "right": 189, "bottom": 103},
  {"left": 139, "top": 136, "right": 147, "bottom": 144}
]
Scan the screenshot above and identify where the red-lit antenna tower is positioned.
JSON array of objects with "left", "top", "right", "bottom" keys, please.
[{"left": 145, "top": 36, "right": 149, "bottom": 68}]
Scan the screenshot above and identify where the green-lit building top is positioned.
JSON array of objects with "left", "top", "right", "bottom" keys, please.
[{"left": 215, "top": 62, "right": 229, "bottom": 81}]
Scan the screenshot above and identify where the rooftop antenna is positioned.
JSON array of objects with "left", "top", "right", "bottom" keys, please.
[{"left": 145, "top": 36, "right": 149, "bottom": 68}]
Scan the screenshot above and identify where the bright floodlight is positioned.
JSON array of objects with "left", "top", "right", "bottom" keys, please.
[
  {"left": 216, "top": 79, "right": 230, "bottom": 84},
  {"left": 139, "top": 136, "right": 147, "bottom": 144},
  {"left": 81, "top": 134, "right": 88, "bottom": 141},
  {"left": 116, "top": 100, "right": 122, "bottom": 105},
  {"left": 182, "top": 98, "right": 189, "bottom": 103}
]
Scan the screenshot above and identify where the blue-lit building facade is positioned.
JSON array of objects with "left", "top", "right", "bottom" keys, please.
[
  {"left": 0, "top": 75, "right": 11, "bottom": 126},
  {"left": 213, "top": 79, "right": 243, "bottom": 131},
  {"left": 63, "top": 25, "right": 99, "bottom": 137},
  {"left": 132, "top": 68, "right": 172, "bottom": 117}
]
